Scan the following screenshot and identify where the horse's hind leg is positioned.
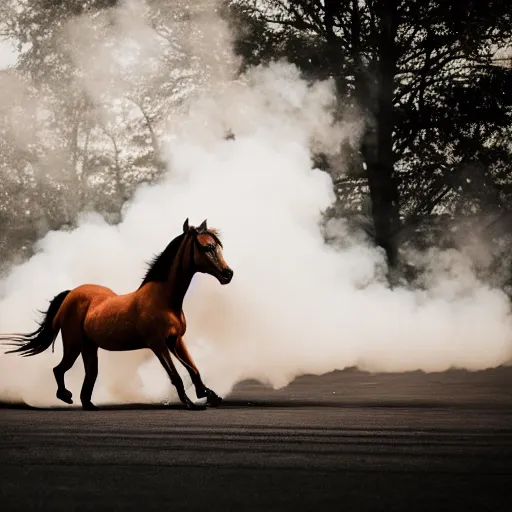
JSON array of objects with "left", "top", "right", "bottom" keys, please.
[
  {"left": 80, "top": 340, "right": 99, "bottom": 411},
  {"left": 53, "top": 335, "right": 81, "bottom": 405}
]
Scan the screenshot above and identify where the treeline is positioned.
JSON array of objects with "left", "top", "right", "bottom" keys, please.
[
  {"left": 0, "top": 0, "right": 223, "bottom": 268},
  {"left": 1, "top": 0, "right": 511, "bottom": 285},
  {"left": 226, "top": 0, "right": 512, "bottom": 270}
]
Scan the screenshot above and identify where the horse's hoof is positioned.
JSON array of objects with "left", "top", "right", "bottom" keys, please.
[
  {"left": 56, "top": 389, "right": 73, "bottom": 404},
  {"left": 184, "top": 402, "right": 207, "bottom": 411},
  {"left": 206, "top": 393, "right": 223, "bottom": 407},
  {"left": 82, "top": 402, "right": 99, "bottom": 411}
]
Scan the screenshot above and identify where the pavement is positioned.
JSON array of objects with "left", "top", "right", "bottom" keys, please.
[{"left": 1, "top": 367, "right": 512, "bottom": 511}]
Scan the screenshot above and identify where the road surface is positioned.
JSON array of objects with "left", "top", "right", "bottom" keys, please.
[{"left": 1, "top": 368, "right": 512, "bottom": 511}]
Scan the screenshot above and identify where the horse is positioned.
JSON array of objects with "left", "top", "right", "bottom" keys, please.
[{"left": 1, "top": 218, "right": 233, "bottom": 411}]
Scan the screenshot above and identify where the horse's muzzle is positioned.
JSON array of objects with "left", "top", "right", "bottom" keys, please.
[{"left": 220, "top": 268, "right": 234, "bottom": 284}]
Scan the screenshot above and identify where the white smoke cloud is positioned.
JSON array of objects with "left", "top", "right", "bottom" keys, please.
[
  {"left": 0, "top": 2, "right": 511, "bottom": 408},
  {"left": 0, "top": 38, "right": 17, "bottom": 69}
]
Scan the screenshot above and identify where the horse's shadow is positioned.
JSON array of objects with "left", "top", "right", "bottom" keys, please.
[{"left": 0, "top": 398, "right": 479, "bottom": 411}]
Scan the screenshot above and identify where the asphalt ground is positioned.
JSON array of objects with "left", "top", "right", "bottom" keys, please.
[{"left": 1, "top": 367, "right": 512, "bottom": 511}]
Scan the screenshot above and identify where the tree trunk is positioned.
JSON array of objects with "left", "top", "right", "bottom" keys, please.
[
  {"left": 105, "top": 130, "right": 125, "bottom": 203},
  {"left": 127, "top": 97, "right": 166, "bottom": 171},
  {"left": 365, "top": 0, "right": 400, "bottom": 267}
]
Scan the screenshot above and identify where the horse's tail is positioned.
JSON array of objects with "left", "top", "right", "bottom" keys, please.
[{"left": 1, "top": 290, "right": 71, "bottom": 357}]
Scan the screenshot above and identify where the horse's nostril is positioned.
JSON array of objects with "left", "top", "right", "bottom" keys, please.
[{"left": 223, "top": 268, "right": 233, "bottom": 278}]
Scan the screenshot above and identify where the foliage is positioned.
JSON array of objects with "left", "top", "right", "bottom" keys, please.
[
  {"left": 226, "top": 0, "right": 512, "bottom": 271},
  {"left": 0, "top": 0, "right": 219, "bottom": 268}
]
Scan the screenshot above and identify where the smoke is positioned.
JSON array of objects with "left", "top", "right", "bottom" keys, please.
[
  {"left": 0, "top": 1, "right": 511, "bottom": 407},
  {"left": 0, "top": 39, "right": 17, "bottom": 69}
]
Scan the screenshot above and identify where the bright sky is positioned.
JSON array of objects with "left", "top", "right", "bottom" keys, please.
[{"left": 0, "top": 39, "right": 18, "bottom": 69}]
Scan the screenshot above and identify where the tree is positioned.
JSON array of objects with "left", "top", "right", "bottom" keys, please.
[
  {"left": 226, "top": 0, "right": 512, "bottom": 268},
  {"left": 0, "top": 0, "right": 225, "bottom": 264}
]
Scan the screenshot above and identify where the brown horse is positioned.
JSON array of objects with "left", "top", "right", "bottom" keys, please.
[{"left": 1, "top": 218, "right": 233, "bottom": 411}]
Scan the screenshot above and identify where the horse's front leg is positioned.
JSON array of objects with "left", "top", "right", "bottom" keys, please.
[
  {"left": 168, "top": 336, "right": 223, "bottom": 407},
  {"left": 152, "top": 344, "right": 206, "bottom": 411}
]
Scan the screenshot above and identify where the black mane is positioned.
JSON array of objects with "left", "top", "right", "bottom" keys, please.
[{"left": 139, "top": 233, "right": 187, "bottom": 288}]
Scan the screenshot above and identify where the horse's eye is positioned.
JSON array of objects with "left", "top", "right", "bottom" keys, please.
[{"left": 207, "top": 244, "right": 215, "bottom": 252}]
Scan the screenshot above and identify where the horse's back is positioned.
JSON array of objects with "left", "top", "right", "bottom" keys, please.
[
  {"left": 54, "top": 284, "right": 117, "bottom": 328},
  {"left": 72, "top": 283, "right": 117, "bottom": 300},
  {"left": 67, "top": 284, "right": 136, "bottom": 324}
]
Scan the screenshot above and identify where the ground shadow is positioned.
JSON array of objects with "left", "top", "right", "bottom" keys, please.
[{"left": 1, "top": 398, "right": 510, "bottom": 411}]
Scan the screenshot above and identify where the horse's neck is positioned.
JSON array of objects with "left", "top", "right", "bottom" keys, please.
[{"left": 164, "top": 237, "right": 195, "bottom": 311}]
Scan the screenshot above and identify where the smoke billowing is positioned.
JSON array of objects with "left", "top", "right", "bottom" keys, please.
[{"left": 0, "top": 1, "right": 511, "bottom": 407}]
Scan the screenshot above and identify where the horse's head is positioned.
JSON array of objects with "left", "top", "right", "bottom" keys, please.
[{"left": 183, "top": 218, "right": 233, "bottom": 285}]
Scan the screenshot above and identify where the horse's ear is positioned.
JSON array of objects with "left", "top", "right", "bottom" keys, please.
[
  {"left": 199, "top": 219, "right": 207, "bottom": 231},
  {"left": 183, "top": 218, "right": 189, "bottom": 232}
]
